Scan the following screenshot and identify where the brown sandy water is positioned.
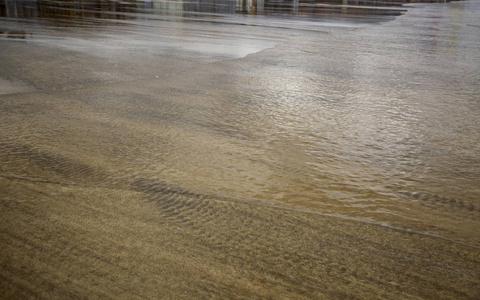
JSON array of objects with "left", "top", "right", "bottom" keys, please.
[{"left": 1, "top": 0, "right": 480, "bottom": 298}]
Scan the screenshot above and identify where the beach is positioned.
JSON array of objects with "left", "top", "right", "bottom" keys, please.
[
  {"left": 2, "top": 175, "right": 479, "bottom": 298},
  {"left": 1, "top": 0, "right": 480, "bottom": 298}
]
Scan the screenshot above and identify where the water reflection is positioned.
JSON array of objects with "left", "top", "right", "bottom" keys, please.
[
  {"left": 0, "top": 29, "right": 28, "bottom": 38},
  {"left": 1, "top": 0, "right": 406, "bottom": 21},
  {"left": 0, "top": 0, "right": 141, "bottom": 20}
]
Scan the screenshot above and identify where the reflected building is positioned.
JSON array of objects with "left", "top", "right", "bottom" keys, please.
[
  {"left": 241, "top": 0, "right": 405, "bottom": 16},
  {"left": 146, "top": 0, "right": 401, "bottom": 16},
  {"left": 1, "top": 0, "right": 38, "bottom": 18},
  {"left": 236, "top": 0, "right": 262, "bottom": 14},
  {"left": 149, "top": 0, "right": 236, "bottom": 15},
  {"left": 0, "top": 0, "right": 142, "bottom": 20},
  {"left": 0, "top": 0, "right": 408, "bottom": 20}
]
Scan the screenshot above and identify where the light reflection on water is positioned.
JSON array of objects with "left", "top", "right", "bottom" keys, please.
[
  {"left": 0, "top": 0, "right": 405, "bottom": 23},
  {"left": 0, "top": 0, "right": 479, "bottom": 246}
]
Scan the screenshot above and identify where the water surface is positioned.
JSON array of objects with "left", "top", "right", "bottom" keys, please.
[
  {"left": 1, "top": 0, "right": 480, "bottom": 244},
  {"left": 1, "top": 0, "right": 480, "bottom": 297}
]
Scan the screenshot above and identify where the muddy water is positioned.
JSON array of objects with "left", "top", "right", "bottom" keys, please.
[{"left": 1, "top": 0, "right": 480, "bottom": 298}]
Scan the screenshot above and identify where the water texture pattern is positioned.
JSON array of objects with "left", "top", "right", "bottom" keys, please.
[{"left": 1, "top": 0, "right": 479, "bottom": 298}]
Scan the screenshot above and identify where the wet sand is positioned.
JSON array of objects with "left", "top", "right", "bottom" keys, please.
[
  {"left": 1, "top": 176, "right": 479, "bottom": 299},
  {"left": 1, "top": 0, "right": 480, "bottom": 298},
  {"left": 1, "top": 74, "right": 479, "bottom": 298}
]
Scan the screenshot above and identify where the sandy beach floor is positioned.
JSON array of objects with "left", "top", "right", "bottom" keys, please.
[
  {"left": 1, "top": 44, "right": 480, "bottom": 299},
  {"left": 1, "top": 0, "right": 480, "bottom": 298},
  {"left": 1, "top": 175, "right": 479, "bottom": 299}
]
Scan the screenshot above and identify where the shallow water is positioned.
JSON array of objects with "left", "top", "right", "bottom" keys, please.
[
  {"left": 1, "top": 0, "right": 479, "bottom": 246},
  {"left": 1, "top": 0, "right": 480, "bottom": 298}
]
